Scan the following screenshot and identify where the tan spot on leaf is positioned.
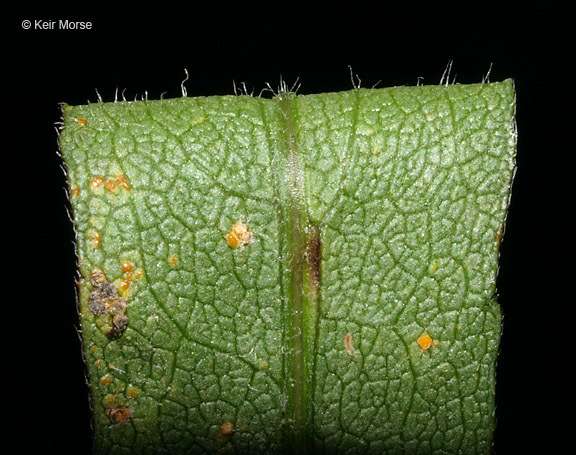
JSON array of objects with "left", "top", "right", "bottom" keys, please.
[
  {"left": 219, "top": 421, "right": 234, "bottom": 436},
  {"left": 344, "top": 333, "right": 355, "bottom": 356}
]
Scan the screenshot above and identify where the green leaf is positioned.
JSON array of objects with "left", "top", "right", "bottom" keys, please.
[{"left": 59, "top": 80, "right": 516, "bottom": 455}]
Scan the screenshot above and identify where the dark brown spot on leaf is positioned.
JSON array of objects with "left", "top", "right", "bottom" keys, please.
[
  {"left": 88, "top": 268, "right": 128, "bottom": 339},
  {"left": 307, "top": 224, "right": 321, "bottom": 299},
  {"left": 106, "top": 407, "right": 131, "bottom": 425},
  {"left": 107, "top": 314, "right": 129, "bottom": 339}
]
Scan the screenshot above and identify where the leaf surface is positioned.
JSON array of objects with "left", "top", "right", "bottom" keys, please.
[{"left": 60, "top": 80, "right": 516, "bottom": 455}]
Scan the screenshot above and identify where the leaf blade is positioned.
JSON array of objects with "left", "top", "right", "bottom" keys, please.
[
  {"left": 299, "top": 82, "right": 514, "bottom": 453},
  {"left": 60, "top": 80, "right": 516, "bottom": 455}
]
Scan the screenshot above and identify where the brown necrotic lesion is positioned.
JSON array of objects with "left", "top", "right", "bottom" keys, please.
[
  {"left": 88, "top": 269, "right": 128, "bottom": 339},
  {"left": 105, "top": 406, "right": 131, "bottom": 425},
  {"left": 306, "top": 224, "right": 321, "bottom": 300}
]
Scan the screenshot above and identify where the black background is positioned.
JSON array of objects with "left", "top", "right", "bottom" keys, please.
[{"left": 7, "top": 5, "right": 572, "bottom": 454}]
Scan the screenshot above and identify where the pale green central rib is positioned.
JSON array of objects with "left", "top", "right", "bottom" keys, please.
[{"left": 277, "top": 93, "right": 308, "bottom": 453}]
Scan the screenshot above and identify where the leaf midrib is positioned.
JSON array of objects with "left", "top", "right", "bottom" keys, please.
[{"left": 276, "top": 93, "right": 308, "bottom": 453}]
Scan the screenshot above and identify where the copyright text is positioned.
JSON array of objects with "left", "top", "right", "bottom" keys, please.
[{"left": 22, "top": 19, "right": 93, "bottom": 30}]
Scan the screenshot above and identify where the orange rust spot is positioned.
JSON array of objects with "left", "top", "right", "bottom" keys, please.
[
  {"left": 227, "top": 222, "right": 253, "bottom": 248},
  {"left": 494, "top": 230, "right": 503, "bottom": 243},
  {"left": 104, "top": 395, "right": 117, "bottom": 408},
  {"left": 95, "top": 359, "right": 104, "bottom": 367},
  {"left": 90, "top": 176, "right": 105, "bottom": 188},
  {"left": 118, "top": 280, "right": 130, "bottom": 291},
  {"left": 232, "top": 222, "right": 253, "bottom": 243},
  {"left": 106, "top": 407, "right": 131, "bottom": 425},
  {"left": 344, "top": 333, "right": 355, "bottom": 356},
  {"left": 134, "top": 269, "right": 145, "bottom": 279},
  {"left": 71, "top": 185, "right": 81, "bottom": 197},
  {"left": 76, "top": 118, "right": 87, "bottom": 126},
  {"left": 105, "top": 179, "right": 118, "bottom": 193},
  {"left": 126, "top": 386, "right": 139, "bottom": 399},
  {"left": 100, "top": 375, "right": 111, "bottom": 385},
  {"left": 219, "top": 421, "right": 235, "bottom": 436},
  {"left": 123, "top": 271, "right": 134, "bottom": 281},
  {"left": 121, "top": 261, "right": 133, "bottom": 273},
  {"left": 116, "top": 173, "right": 131, "bottom": 190},
  {"left": 226, "top": 232, "right": 240, "bottom": 248},
  {"left": 168, "top": 256, "right": 178, "bottom": 266},
  {"left": 417, "top": 333, "right": 434, "bottom": 350},
  {"left": 89, "top": 231, "right": 101, "bottom": 249}
]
